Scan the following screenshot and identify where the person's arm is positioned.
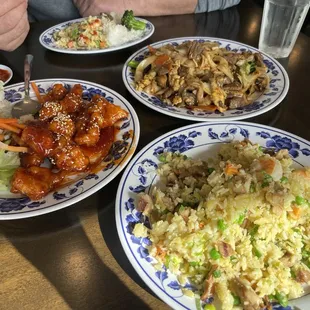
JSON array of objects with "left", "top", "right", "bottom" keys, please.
[
  {"left": 73, "top": 0, "right": 197, "bottom": 17},
  {"left": 195, "top": 0, "right": 241, "bottom": 13},
  {"left": 0, "top": 0, "right": 30, "bottom": 51}
]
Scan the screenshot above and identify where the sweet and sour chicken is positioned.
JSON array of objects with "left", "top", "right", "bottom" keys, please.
[{"left": 7, "top": 83, "right": 128, "bottom": 200}]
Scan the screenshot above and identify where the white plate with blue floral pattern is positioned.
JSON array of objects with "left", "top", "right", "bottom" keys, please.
[
  {"left": 39, "top": 17, "right": 154, "bottom": 54},
  {"left": 116, "top": 121, "right": 310, "bottom": 310},
  {"left": 122, "top": 37, "right": 289, "bottom": 122},
  {"left": 0, "top": 64, "right": 13, "bottom": 85},
  {"left": 0, "top": 78, "right": 140, "bottom": 220}
]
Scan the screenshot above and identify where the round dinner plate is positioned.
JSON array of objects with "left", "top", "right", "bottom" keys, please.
[
  {"left": 122, "top": 37, "right": 289, "bottom": 122},
  {"left": 116, "top": 121, "right": 310, "bottom": 310},
  {"left": 39, "top": 17, "right": 154, "bottom": 54},
  {"left": 0, "top": 64, "right": 13, "bottom": 85},
  {"left": 0, "top": 78, "right": 140, "bottom": 220}
]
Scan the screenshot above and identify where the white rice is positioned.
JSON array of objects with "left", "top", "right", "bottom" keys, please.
[{"left": 101, "top": 14, "right": 144, "bottom": 47}]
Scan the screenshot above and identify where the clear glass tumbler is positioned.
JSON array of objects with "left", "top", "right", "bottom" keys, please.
[{"left": 259, "top": 0, "right": 310, "bottom": 58}]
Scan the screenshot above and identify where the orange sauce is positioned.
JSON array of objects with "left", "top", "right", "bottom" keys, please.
[
  {"left": 0, "top": 69, "right": 10, "bottom": 82},
  {"left": 55, "top": 126, "right": 116, "bottom": 187},
  {"left": 81, "top": 126, "right": 115, "bottom": 170}
]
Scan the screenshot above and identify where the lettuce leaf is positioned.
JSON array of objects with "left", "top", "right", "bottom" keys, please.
[
  {"left": 0, "top": 150, "right": 20, "bottom": 191},
  {"left": 0, "top": 80, "right": 4, "bottom": 101}
]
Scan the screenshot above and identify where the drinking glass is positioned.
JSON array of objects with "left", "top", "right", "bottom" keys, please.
[{"left": 259, "top": 0, "right": 310, "bottom": 58}]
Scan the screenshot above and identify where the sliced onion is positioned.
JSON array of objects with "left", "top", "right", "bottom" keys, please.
[
  {"left": 134, "top": 56, "right": 157, "bottom": 83},
  {"left": 202, "top": 82, "right": 212, "bottom": 95},
  {"left": 196, "top": 86, "right": 204, "bottom": 104},
  {"left": 0, "top": 141, "right": 28, "bottom": 153},
  {"left": 247, "top": 90, "right": 263, "bottom": 102},
  {"left": 205, "top": 53, "right": 217, "bottom": 69},
  {"left": 217, "top": 64, "right": 234, "bottom": 82}
]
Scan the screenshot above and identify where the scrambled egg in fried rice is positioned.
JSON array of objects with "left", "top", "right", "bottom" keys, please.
[{"left": 133, "top": 140, "right": 310, "bottom": 310}]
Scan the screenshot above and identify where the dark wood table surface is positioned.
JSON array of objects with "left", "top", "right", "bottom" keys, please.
[{"left": 0, "top": 1, "right": 309, "bottom": 309}]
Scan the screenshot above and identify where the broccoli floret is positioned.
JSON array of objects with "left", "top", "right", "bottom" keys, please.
[{"left": 121, "top": 10, "right": 146, "bottom": 31}]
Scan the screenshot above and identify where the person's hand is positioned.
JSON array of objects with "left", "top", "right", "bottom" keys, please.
[{"left": 0, "top": 0, "right": 30, "bottom": 51}]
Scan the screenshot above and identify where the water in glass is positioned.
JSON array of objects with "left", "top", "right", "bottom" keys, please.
[{"left": 259, "top": 0, "right": 310, "bottom": 58}]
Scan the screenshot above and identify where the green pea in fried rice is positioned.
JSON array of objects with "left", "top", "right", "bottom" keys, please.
[{"left": 132, "top": 140, "right": 310, "bottom": 310}]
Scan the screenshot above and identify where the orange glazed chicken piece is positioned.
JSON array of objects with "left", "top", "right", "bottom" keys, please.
[
  {"left": 39, "top": 101, "right": 64, "bottom": 121},
  {"left": 74, "top": 95, "right": 127, "bottom": 147},
  {"left": 51, "top": 136, "right": 89, "bottom": 172},
  {"left": 70, "top": 84, "right": 83, "bottom": 96},
  {"left": 20, "top": 151, "right": 44, "bottom": 168},
  {"left": 60, "top": 84, "right": 83, "bottom": 113},
  {"left": 50, "top": 83, "right": 68, "bottom": 100},
  {"left": 74, "top": 124, "right": 100, "bottom": 147},
  {"left": 11, "top": 167, "right": 63, "bottom": 200},
  {"left": 41, "top": 83, "right": 68, "bottom": 103},
  {"left": 89, "top": 95, "right": 128, "bottom": 128},
  {"left": 100, "top": 102, "right": 128, "bottom": 128},
  {"left": 21, "top": 122, "right": 54, "bottom": 157},
  {"left": 48, "top": 113, "right": 75, "bottom": 138}
]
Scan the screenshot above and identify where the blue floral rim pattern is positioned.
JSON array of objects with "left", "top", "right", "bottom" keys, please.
[{"left": 116, "top": 121, "right": 310, "bottom": 310}]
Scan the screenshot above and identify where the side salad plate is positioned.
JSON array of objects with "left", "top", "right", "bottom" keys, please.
[
  {"left": 116, "top": 121, "right": 310, "bottom": 310},
  {"left": 122, "top": 37, "right": 289, "bottom": 122},
  {"left": 0, "top": 78, "right": 140, "bottom": 220}
]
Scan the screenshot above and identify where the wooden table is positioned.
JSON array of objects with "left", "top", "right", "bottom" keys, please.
[{"left": 0, "top": 1, "right": 309, "bottom": 309}]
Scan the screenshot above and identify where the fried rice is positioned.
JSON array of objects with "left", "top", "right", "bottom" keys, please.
[{"left": 133, "top": 140, "right": 310, "bottom": 310}]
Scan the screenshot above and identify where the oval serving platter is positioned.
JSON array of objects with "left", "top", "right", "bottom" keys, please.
[
  {"left": 0, "top": 78, "right": 140, "bottom": 220},
  {"left": 116, "top": 121, "right": 309, "bottom": 310},
  {"left": 39, "top": 17, "right": 154, "bottom": 54},
  {"left": 122, "top": 37, "right": 289, "bottom": 122}
]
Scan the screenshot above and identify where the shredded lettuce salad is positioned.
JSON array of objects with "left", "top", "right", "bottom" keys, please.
[
  {"left": 0, "top": 80, "right": 4, "bottom": 101},
  {"left": 0, "top": 80, "right": 20, "bottom": 191},
  {"left": 0, "top": 150, "right": 20, "bottom": 191}
]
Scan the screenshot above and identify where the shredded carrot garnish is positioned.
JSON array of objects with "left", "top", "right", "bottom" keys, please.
[
  {"left": 147, "top": 45, "right": 157, "bottom": 54},
  {"left": 290, "top": 205, "right": 301, "bottom": 219},
  {"left": 0, "top": 142, "right": 28, "bottom": 153},
  {"left": 199, "top": 222, "right": 205, "bottom": 229},
  {"left": 259, "top": 158, "right": 276, "bottom": 175},
  {"left": 224, "top": 163, "right": 239, "bottom": 176},
  {"left": 0, "top": 119, "right": 25, "bottom": 131},
  {"left": 13, "top": 123, "right": 26, "bottom": 130},
  {"left": 67, "top": 41, "right": 74, "bottom": 48},
  {"left": 31, "top": 82, "right": 43, "bottom": 103},
  {"left": 155, "top": 54, "right": 170, "bottom": 66},
  {"left": 0, "top": 118, "right": 18, "bottom": 124},
  {"left": 187, "top": 105, "right": 218, "bottom": 112},
  {"left": 156, "top": 246, "right": 166, "bottom": 260},
  {"left": 0, "top": 123, "right": 20, "bottom": 134},
  {"left": 11, "top": 133, "right": 23, "bottom": 146}
]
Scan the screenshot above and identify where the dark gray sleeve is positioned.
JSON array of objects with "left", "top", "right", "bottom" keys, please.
[
  {"left": 28, "top": 0, "right": 80, "bottom": 22},
  {"left": 195, "top": 0, "right": 241, "bottom": 13}
]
